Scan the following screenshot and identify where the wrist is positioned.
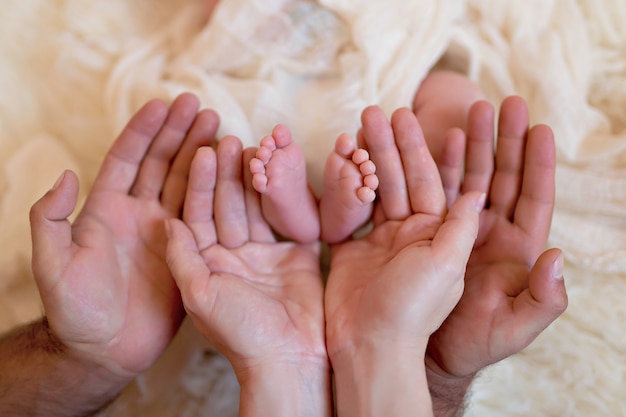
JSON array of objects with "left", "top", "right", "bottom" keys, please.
[
  {"left": 425, "top": 356, "right": 475, "bottom": 417},
  {"left": 331, "top": 341, "right": 433, "bottom": 417},
  {"left": 0, "top": 318, "right": 132, "bottom": 416},
  {"left": 41, "top": 318, "right": 136, "bottom": 404},
  {"left": 237, "top": 356, "right": 333, "bottom": 417},
  {"left": 43, "top": 318, "right": 136, "bottom": 389}
]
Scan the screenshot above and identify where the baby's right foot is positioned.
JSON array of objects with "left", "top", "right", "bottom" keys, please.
[{"left": 320, "top": 133, "right": 378, "bottom": 244}]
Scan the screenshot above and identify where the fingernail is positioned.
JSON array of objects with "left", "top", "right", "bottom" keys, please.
[
  {"left": 475, "top": 193, "right": 486, "bottom": 212},
  {"left": 552, "top": 252, "right": 564, "bottom": 280},
  {"left": 51, "top": 171, "right": 66, "bottom": 191}
]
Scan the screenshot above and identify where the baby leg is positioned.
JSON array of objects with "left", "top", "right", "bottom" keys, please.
[
  {"left": 320, "top": 133, "right": 378, "bottom": 244},
  {"left": 249, "top": 124, "right": 320, "bottom": 242},
  {"left": 413, "top": 70, "right": 485, "bottom": 162}
]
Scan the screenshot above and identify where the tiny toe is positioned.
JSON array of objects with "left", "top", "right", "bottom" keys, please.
[
  {"left": 252, "top": 173, "right": 268, "bottom": 193},
  {"left": 259, "top": 135, "right": 277, "bottom": 152},
  {"left": 256, "top": 146, "right": 273, "bottom": 165},
  {"left": 352, "top": 148, "right": 369, "bottom": 165},
  {"left": 335, "top": 133, "right": 356, "bottom": 158},
  {"left": 249, "top": 158, "right": 266, "bottom": 175},
  {"left": 271, "top": 125, "right": 294, "bottom": 148},
  {"left": 363, "top": 174, "right": 379, "bottom": 191},
  {"left": 357, "top": 186, "right": 376, "bottom": 203},
  {"left": 359, "top": 160, "right": 376, "bottom": 176}
]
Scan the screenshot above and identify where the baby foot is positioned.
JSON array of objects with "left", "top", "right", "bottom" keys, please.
[
  {"left": 320, "top": 133, "right": 378, "bottom": 244},
  {"left": 249, "top": 124, "right": 320, "bottom": 242}
]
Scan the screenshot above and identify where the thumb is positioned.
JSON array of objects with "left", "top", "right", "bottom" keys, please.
[
  {"left": 30, "top": 170, "right": 79, "bottom": 290},
  {"left": 431, "top": 191, "right": 484, "bottom": 273},
  {"left": 510, "top": 248, "right": 568, "bottom": 348},
  {"left": 165, "top": 218, "right": 212, "bottom": 312}
]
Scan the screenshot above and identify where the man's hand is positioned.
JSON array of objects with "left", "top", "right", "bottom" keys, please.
[
  {"left": 29, "top": 93, "right": 219, "bottom": 378},
  {"left": 425, "top": 97, "right": 568, "bottom": 414}
]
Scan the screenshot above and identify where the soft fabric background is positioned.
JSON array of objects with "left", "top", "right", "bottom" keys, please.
[{"left": 1, "top": 0, "right": 625, "bottom": 415}]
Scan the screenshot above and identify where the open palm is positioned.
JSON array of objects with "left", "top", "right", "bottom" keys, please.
[
  {"left": 29, "top": 94, "right": 219, "bottom": 376},
  {"left": 166, "top": 137, "right": 326, "bottom": 373},
  {"left": 325, "top": 106, "right": 482, "bottom": 359},
  {"left": 426, "top": 97, "right": 568, "bottom": 379}
]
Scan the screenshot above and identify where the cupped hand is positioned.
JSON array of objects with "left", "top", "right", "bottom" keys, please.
[
  {"left": 426, "top": 96, "right": 568, "bottom": 379},
  {"left": 166, "top": 136, "right": 327, "bottom": 376},
  {"left": 29, "top": 93, "right": 219, "bottom": 377},
  {"left": 325, "top": 106, "right": 483, "bottom": 359}
]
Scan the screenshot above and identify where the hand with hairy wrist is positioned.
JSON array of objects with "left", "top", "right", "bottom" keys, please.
[
  {"left": 425, "top": 359, "right": 475, "bottom": 417},
  {"left": 0, "top": 319, "right": 132, "bottom": 417},
  {"left": 0, "top": 93, "right": 219, "bottom": 417},
  {"left": 166, "top": 137, "right": 331, "bottom": 417},
  {"left": 324, "top": 106, "right": 483, "bottom": 417},
  {"left": 426, "top": 97, "right": 568, "bottom": 413}
]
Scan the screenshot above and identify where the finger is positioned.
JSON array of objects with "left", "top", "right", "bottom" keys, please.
[
  {"left": 215, "top": 135, "right": 249, "bottom": 248},
  {"left": 391, "top": 107, "right": 446, "bottom": 217},
  {"left": 438, "top": 127, "right": 465, "bottom": 207},
  {"left": 165, "top": 218, "right": 212, "bottom": 299},
  {"left": 509, "top": 248, "right": 568, "bottom": 350},
  {"left": 131, "top": 92, "right": 201, "bottom": 200},
  {"left": 162, "top": 108, "right": 220, "bottom": 215},
  {"left": 182, "top": 146, "right": 218, "bottom": 251},
  {"left": 360, "top": 105, "right": 410, "bottom": 220},
  {"left": 242, "top": 147, "right": 275, "bottom": 243},
  {"left": 93, "top": 98, "right": 169, "bottom": 193},
  {"left": 489, "top": 96, "right": 529, "bottom": 218},
  {"left": 513, "top": 124, "right": 556, "bottom": 245},
  {"left": 431, "top": 191, "right": 484, "bottom": 273},
  {"left": 461, "top": 100, "right": 495, "bottom": 195},
  {"left": 30, "top": 171, "right": 79, "bottom": 292}
]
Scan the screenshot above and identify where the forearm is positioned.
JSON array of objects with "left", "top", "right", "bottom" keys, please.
[
  {"left": 425, "top": 358, "right": 474, "bottom": 417},
  {"left": 0, "top": 318, "right": 131, "bottom": 417},
  {"left": 237, "top": 358, "right": 333, "bottom": 417},
  {"left": 331, "top": 342, "right": 433, "bottom": 417}
]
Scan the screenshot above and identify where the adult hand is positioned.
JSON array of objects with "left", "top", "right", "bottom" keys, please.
[
  {"left": 166, "top": 136, "right": 330, "bottom": 417},
  {"left": 425, "top": 97, "right": 568, "bottom": 413},
  {"left": 325, "top": 106, "right": 483, "bottom": 417},
  {"left": 29, "top": 93, "right": 219, "bottom": 378}
]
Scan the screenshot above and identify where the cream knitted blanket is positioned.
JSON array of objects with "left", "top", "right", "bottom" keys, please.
[{"left": 1, "top": 0, "right": 624, "bottom": 415}]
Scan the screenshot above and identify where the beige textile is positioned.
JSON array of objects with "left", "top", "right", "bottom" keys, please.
[{"left": 1, "top": 0, "right": 625, "bottom": 415}]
